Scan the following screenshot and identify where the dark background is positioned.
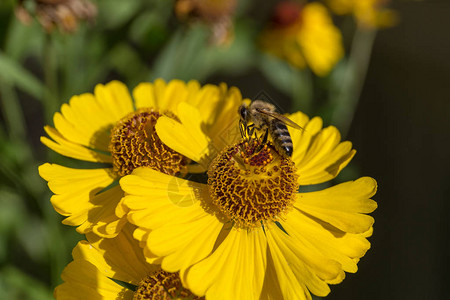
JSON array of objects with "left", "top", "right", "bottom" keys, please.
[{"left": 331, "top": 1, "right": 450, "bottom": 299}]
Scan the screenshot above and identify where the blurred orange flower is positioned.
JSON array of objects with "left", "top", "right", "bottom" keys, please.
[
  {"left": 15, "top": 0, "right": 97, "bottom": 33},
  {"left": 175, "top": 0, "right": 237, "bottom": 45},
  {"left": 260, "top": 1, "right": 344, "bottom": 76}
]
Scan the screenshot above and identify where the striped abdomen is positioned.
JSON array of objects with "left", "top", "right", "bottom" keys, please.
[{"left": 270, "top": 119, "right": 293, "bottom": 156}]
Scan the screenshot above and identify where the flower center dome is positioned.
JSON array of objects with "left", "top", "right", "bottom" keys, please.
[
  {"left": 110, "top": 108, "right": 189, "bottom": 177},
  {"left": 208, "top": 140, "right": 299, "bottom": 228},
  {"left": 133, "top": 270, "right": 203, "bottom": 300}
]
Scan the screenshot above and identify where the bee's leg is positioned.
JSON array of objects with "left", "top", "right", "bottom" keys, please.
[
  {"left": 239, "top": 120, "right": 246, "bottom": 139},
  {"left": 246, "top": 124, "right": 256, "bottom": 142},
  {"left": 261, "top": 128, "right": 269, "bottom": 145},
  {"left": 254, "top": 128, "right": 269, "bottom": 154}
]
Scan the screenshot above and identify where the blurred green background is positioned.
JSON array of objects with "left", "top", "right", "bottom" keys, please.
[{"left": 0, "top": 0, "right": 449, "bottom": 299}]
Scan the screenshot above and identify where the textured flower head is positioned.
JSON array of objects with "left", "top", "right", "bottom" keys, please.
[
  {"left": 55, "top": 223, "right": 204, "bottom": 299},
  {"left": 260, "top": 1, "right": 344, "bottom": 76},
  {"left": 121, "top": 105, "right": 377, "bottom": 299},
  {"left": 39, "top": 80, "right": 243, "bottom": 238},
  {"left": 327, "top": 0, "right": 397, "bottom": 28},
  {"left": 15, "top": 0, "right": 97, "bottom": 33}
]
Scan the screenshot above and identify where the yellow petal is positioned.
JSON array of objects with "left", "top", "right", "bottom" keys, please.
[
  {"left": 50, "top": 81, "right": 134, "bottom": 154},
  {"left": 56, "top": 224, "right": 157, "bottom": 299},
  {"left": 291, "top": 118, "right": 356, "bottom": 185},
  {"left": 120, "top": 168, "right": 223, "bottom": 272},
  {"left": 80, "top": 224, "right": 158, "bottom": 284},
  {"left": 160, "top": 79, "right": 192, "bottom": 112},
  {"left": 41, "top": 126, "right": 112, "bottom": 163},
  {"left": 155, "top": 102, "right": 211, "bottom": 166},
  {"left": 69, "top": 185, "right": 125, "bottom": 238},
  {"left": 299, "top": 3, "right": 344, "bottom": 76},
  {"left": 93, "top": 81, "right": 135, "bottom": 121},
  {"left": 207, "top": 86, "right": 244, "bottom": 154},
  {"left": 185, "top": 228, "right": 267, "bottom": 300},
  {"left": 146, "top": 211, "right": 223, "bottom": 273},
  {"left": 39, "top": 163, "right": 124, "bottom": 237},
  {"left": 121, "top": 169, "right": 214, "bottom": 251},
  {"left": 133, "top": 82, "right": 156, "bottom": 109},
  {"left": 121, "top": 167, "right": 207, "bottom": 210},
  {"left": 88, "top": 186, "right": 128, "bottom": 237},
  {"left": 39, "top": 163, "right": 114, "bottom": 201},
  {"left": 295, "top": 177, "right": 378, "bottom": 233},
  {"left": 284, "top": 209, "right": 370, "bottom": 274},
  {"left": 266, "top": 224, "right": 343, "bottom": 298},
  {"left": 290, "top": 116, "right": 323, "bottom": 165},
  {"left": 139, "top": 79, "right": 199, "bottom": 112},
  {"left": 56, "top": 260, "right": 129, "bottom": 299},
  {"left": 259, "top": 250, "right": 284, "bottom": 300},
  {"left": 265, "top": 228, "right": 315, "bottom": 299}
]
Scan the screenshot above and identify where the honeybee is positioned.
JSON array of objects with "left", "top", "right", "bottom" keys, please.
[{"left": 238, "top": 100, "right": 304, "bottom": 157}]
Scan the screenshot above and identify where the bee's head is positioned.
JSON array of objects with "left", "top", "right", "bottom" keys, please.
[{"left": 238, "top": 104, "right": 249, "bottom": 124}]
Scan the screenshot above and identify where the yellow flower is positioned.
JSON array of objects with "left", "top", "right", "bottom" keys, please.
[
  {"left": 121, "top": 107, "right": 377, "bottom": 299},
  {"left": 55, "top": 223, "right": 204, "bottom": 299},
  {"left": 260, "top": 2, "right": 344, "bottom": 76},
  {"left": 327, "top": 0, "right": 397, "bottom": 28},
  {"left": 39, "top": 79, "right": 243, "bottom": 238}
]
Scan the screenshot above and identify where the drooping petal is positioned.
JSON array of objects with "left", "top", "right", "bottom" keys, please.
[
  {"left": 184, "top": 228, "right": 267, "bottom": 300},
  {"left": 266, "top": 224, "right": 343, "bottom": 299},
  {"left": 55, "top": 224, "right": 157, "bottom": 300},
  {"left": 55, "top": 260, "right": 130, "bottom": 300},
  {"left": 284, "top": 208, "right": 371, "bottom": 274},
  {"left": 295, "top": 177, "right": 378, "bottom": 233},
  {"left": 79, "top": 224, "right": 158, "bottom": 284},
  {"left": 39, "top": 163, "right": 124, "bottom": 237},
  {"left": 41, "top": 126, "right": 112, "bottom": 163}
]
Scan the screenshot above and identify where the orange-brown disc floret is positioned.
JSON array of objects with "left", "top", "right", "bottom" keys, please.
[
  {"left": 208, "top": 140, "right": 299, "bottom": 228},
  {"left": 133, "top": 270, "right": 204, "bottom": 300},
  {"left": 110, "top": 108, "right": 189, "bottom": 177}
]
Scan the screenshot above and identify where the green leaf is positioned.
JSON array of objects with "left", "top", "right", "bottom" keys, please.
[
  {"left": 97, "top": 0, "right": 144, "bottom": 29},
  {"left": 205, "top": 21, "right": 257, "bottom": 76},
  {"left": 4, "top": 18, "right": 45, "bottom": 61},
  {"left": 150, "top": 25, "right": 210, "bottom": 81},
  {"left": 108, "top": 42, "right": 149, "bottom": 87},
  {"left": 0, "top": 51, "right": 45, "bottom": 99},
  {"left": 0, "top": 266, "right": 53, "bottom": 300}
]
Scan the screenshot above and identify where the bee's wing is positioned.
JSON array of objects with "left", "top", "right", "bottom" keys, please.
[{"left": 256, "top": 109, "right": 304, "bottom": 130}]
